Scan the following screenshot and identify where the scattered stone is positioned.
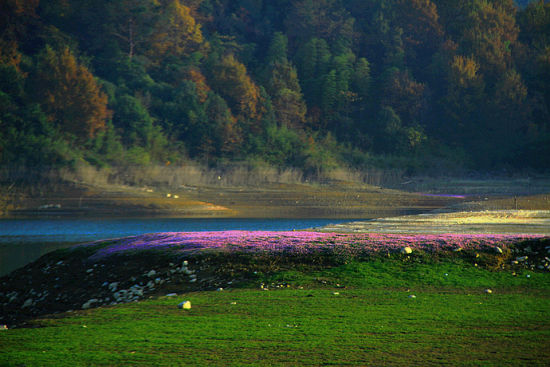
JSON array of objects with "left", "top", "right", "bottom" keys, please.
[
  {"left": 516, "top": 256, "right": 528, "bottom": 262},
  {"left": 484, "top": 289, "right": 493, "bottom": 294},
  {"left": 217, "top": 288, "right": 224, "bottom": 292},
  {"left": 526, "top": 274, "right": 531, "bottom": 278},
  {"left": 495, "top": 247, "right": 503, "bottom": 254},
  {"left": 82, "top": 299, "right": 98, "bottom": 309},
  {"left": 332, "top": 292, "right": 340, "bottom": 295},
  {"left": 182, "top": 260, "right": 188, "bottom": 266},
  {"left": 147, "top": 270, "right": 156, "bottom": 278},
  {"left": 86, "top": 269, "right": 93, "bottom": 273},
  {"left": 178, "top": 301, "right": 191, "bottom": 309},
  {"left": 401, "top": 247, "right": 413, "bottom": 254},
  {"left": 230, "top": 302, "right": 237, "bottom": 305},
  {"left": 408, "top": 295, "right": 416, "bottom": 299},
  {"left": 0, "top": 325, "right": 7, "bottom": 330},
  {"left": 22, "top": 298, "right": 33, "bottom": 308},
  {"left": 166, "top": 293, "right": 177, "bottom": 297}
]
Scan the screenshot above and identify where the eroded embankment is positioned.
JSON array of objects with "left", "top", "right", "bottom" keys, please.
[{"left": 1, "top": 231, "right": 549, "bottom": 328}]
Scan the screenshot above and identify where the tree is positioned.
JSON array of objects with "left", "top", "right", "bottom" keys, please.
[
  {"left": 210, "top": 54, "right": 261, "bottom": 122},
  {"left": 32, "top": 47, "right": 110, "bottom": 141},
  {"left": 148, "top": 0, "right": 204, "bottom": 64}
]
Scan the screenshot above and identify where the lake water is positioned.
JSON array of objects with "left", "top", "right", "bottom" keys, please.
[{"left": 0, "top": 217, "right": 355, "bottom": 276}]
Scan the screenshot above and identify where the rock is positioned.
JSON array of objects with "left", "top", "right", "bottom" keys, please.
[
  {"left": 0, "top": 325, "right": 7, "bottom": 330},
  {"left": 401, "top": 247, "right": 413, "bottom": 254},
  {"left": 484, "top": 289, "right": 493, "bottom": 294},
  {"left": 453, "top": 247, "right": 463, "bottom": 252},
  {"left": 147, "top": 270, "right": 156, "bottom": 278},
  {"left": 86, "top": 269, "right": 93, "bottom": 273},
  {"left": 495, "top": 247, "right": 503, "bottom": 254},
  {"left": 516, "top": 256, "right": 528, "bottom": 262},
  {"left": 230, "top": 302, "right": 237, "bottom": 305},
  {"left": 22, "top": 298, "right": 33, "bottom": 308},
  {"left": 408, "top": 295, "right": 416, "bottom": 299},
  {"left": 166, "top": 293, "right": 177, "bottom": 297},
  {"left": 178, "top": 301, "right": 191, "bottom": 309},
  {"left": 526, "top": 274, "right": 531, "bottom": 278},
  {"left": 217, "top": 288, "right": 224, "bottom": 292},
  {"left": 182, "top": 260, "right": 188, "bottom": 266},
  {"left": 109, "top": 282, "right": 119, "bottom": 292},
  {"left": 332, "top": 292, "right": 340, "bottom": 295},
  {"left": 82, "top": 299, "right": 98, "bottom": 309}
]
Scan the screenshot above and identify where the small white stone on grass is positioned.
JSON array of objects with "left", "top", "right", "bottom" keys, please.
[
  {"left": 408, "top": 295, "right": 416, "bottom": 299},
  {"left": 230, "top": 302, "right": 237, "bottom": 305},
  {"left": 484, "top": 289, "right": 493, "bottom": 294},
  {"left": 217, "top": 288, "right": 224, "bottom": 292},
  {"left": 178, "top": 301, "right": 191, "bottom": 309},
  {"left": 332, "top": 292, "right": 340, "bottom": 295},
  {"left": 401, "top": 247, "right": 413, "bottom": 254}
]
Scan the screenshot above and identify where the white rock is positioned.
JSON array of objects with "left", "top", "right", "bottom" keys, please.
[
  {"left": 155, "top": 277, "right": 161, "bottom": 285},
  {"left": 333, "top": 292, "right": 340, "bottom": 295},
  {"left": 178, "top": 301, "right": 191, "bottom": 309},
  {"left": 166, "top": 293, "right": 177, "bottom": 297},
  {"left": 495, "top": 247, "right": 503, "bottom": 254},
  {"left": 86, "top": 269, "right": 93, "bottom": 273},
  {"left": 22, "top": 298, "right": 33, "bottom": 308},
  {"left": 147, "top": 270, "right": 157, "bottom": 278},
  {"left": 189, "top": 278, "right": 197, "bottom": 283},
  {"left": 147, "top": 281, "right": 155, "bottom": 288},
  {"left": 516, "top": 256, "right": 528, "bottom": 262},
  {"left": 109, "top": 282, "right": 119, "bottom": 292},
  {"left": 484, "top": 289, "right": 493, "bottom": 294},
  {"left": 217, "top": 288, "right": 224, "bottom": 292},
  {"left": 408, "top": 295, "right": 416, "bottom": 299},
  {"left": 182, "top": 260, "right": 188, "bottom": 266},
  {"left": 82, "top": 299, "right": 98, "bottom": 309},
  {"left": 401, "top": 247, "right": 413, "bottom": 254}
]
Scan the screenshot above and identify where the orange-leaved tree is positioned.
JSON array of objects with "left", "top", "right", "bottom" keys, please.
[
  {"left": 33, "top": 47, "right": 111, "bottom": 141},
  {"left": 148, "top": 0, "right": 204, "bottom": 64}
]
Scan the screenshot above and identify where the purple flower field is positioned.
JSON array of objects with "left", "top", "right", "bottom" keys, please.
[{"left": 82, "top": 231, "right": 547, "bottom": 261}]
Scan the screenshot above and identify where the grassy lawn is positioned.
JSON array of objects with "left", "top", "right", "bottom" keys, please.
[{"left": 1, "top": 258, "right": 549, "bottom": 366}]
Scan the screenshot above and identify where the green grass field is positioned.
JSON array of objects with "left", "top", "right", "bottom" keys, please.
[{"left": 1, "top": 258, "right": 549, "bottom": 366}]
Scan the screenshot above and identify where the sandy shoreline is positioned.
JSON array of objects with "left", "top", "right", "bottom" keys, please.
[{"left": 317, "top": 210, "right": 550, "bottom": 234}]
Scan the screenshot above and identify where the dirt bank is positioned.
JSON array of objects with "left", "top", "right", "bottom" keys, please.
[{"left": 3, "top": 181, "right": 465, "bottom": 219}]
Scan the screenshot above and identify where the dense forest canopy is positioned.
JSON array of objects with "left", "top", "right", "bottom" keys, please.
[{"left": 1, "top": 0, "right": 549, "bottom": 174}]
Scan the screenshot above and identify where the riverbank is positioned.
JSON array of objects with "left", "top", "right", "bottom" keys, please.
[
  {"left": 1, "top": 231, "right": 548, "bottom": 328},
  {"left": 3, "top": 175, "right": 550, "bottom": 219}
]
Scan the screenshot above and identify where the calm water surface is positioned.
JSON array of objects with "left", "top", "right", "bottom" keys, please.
[{"left": 0, "top": 217, "right": 355, "bottom": 276}]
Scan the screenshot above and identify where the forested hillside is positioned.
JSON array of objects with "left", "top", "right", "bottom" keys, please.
[{"left": 1, "top": 0, "right": 549, "bottom": 175}]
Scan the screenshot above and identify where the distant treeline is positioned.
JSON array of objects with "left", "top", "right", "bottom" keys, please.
[{"left": 1, "top": 0, "right": 549, "bottom": 175}]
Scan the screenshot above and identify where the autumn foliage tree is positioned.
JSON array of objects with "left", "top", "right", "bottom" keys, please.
[
  {"left": 32, "top": 47, "right": 110, "bottom": 141},
  {"left": 148, "top": 0, "right": 204, "bottom": 64}
]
